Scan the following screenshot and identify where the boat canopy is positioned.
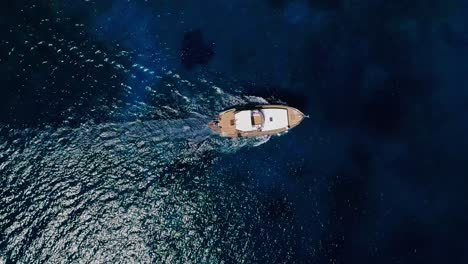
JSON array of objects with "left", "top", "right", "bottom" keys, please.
[{"left": 235, "top": 110, "right": 256, "bottom": 131}]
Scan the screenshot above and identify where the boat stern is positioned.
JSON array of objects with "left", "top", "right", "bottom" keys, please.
[{"left": 208, "top": 120, "right": 221, "bottom": 134}]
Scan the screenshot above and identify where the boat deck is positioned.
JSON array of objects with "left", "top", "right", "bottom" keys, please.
[
  {"left": 218, "top": 110, "right": 237, "bottom": 137},
  {"left": 287, "top": 107, "right": 304, "bottom": 128}
]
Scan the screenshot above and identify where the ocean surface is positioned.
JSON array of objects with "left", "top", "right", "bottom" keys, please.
[{"left": 1, "top": 0, "right": 468, "bottom": 263}]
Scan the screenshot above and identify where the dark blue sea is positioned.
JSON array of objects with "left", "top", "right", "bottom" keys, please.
[{"left": 1, "top": 0, "right": 467, "bottom": 263}]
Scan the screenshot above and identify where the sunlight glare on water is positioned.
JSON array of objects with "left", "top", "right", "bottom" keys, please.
[{"left": 0, "top": 3, "right": 289, "bottom": 262}]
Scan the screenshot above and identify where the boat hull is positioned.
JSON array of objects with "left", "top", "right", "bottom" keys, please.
[{"left": 209, "top": 105, "right": 305, "bottom": 138}]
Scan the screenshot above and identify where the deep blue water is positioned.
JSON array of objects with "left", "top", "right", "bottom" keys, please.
[{"left": 1, "top": 0, "right": 468, "bottom": 263}]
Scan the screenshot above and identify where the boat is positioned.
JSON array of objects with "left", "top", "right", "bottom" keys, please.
[{"left": 208, "top": 105, "right": 305, "bottom": 138}]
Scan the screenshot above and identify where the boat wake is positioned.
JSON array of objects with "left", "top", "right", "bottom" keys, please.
[
  {"left": 0, "top": 11, "right": 283, "bottom": 263},
  {"left": 0, "top": 111, "right": 275, "bottom": 263}
]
